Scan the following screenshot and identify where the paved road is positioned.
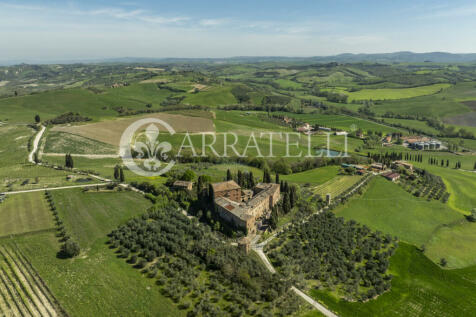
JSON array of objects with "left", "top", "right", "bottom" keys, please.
[
  {"left": 42, "top": 153, "right": 119, "bottom": 159},
  {"left": 253, "top": 246, "right": 276, "bottom": 273},
  {"left": 28, "top": 125, "right": 45, "bottom": 163},
  {"left": 251, "top": 243, "right": 338, "bottom": 317},
  {"left": 291, "top": 287, "right": 339, "bottom": 317},
  {"left": 250, "top": 175, "right": 373, "bottom": 317}
]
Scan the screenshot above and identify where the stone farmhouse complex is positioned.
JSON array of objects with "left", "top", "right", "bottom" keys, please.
[{"left": 212, "top": 180, "right": 280, "bottom": 234}]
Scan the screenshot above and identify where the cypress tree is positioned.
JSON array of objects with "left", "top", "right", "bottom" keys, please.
[
  {"left": 270, "top": 207, "right": 278, "bottom": 230},
  {"left": 226, "top": 169, "right": 232, "bottom": 181},
  {"left": 114, "top": 165, "right": 120, "bottom": 180},
  {"left": 237, "top": 170, "right": 243, "bottom": 187},
  {"left": 249, "top": 171, "right": 255, "bottom": 188},
  {"left": 119, "top": 167, "right": 125, "bottom": 182},
  {"left": 283, "top": 192, "right": 291, "bottom": 214},
  {"left": 208, "top": 183, "right": 214, "bottom": 204}
]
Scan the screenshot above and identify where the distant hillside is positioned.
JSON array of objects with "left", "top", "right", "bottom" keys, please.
[
  {"left": 2, "top": 51, "right": 476, "bottom": 66},
  {"left": 97, "top": 52, "right": 476, "bottom": 64}
]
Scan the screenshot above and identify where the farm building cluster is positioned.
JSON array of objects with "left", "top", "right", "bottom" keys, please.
[
  {"left": 402, "top": 136, "right": 442, "bottom": 150},
  {"left": 341, "top": 160, "right": 415, "bottom": 183},
  {"left": 212, "top": 180, "right": 280, "bottom": 234},
  {"left": 280, "top": 116, "right": 348, "bottom": 136}
]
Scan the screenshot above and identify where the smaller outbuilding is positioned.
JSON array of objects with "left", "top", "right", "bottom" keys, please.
[
  {"left": 382, "top": 172, "right": 400, "bottom": 182},
  {"left": 393, "top": 160, "right": 414, "bottom": 172},
  {"left": 173, "top": 180, "right": 193, "bottom": 191}
]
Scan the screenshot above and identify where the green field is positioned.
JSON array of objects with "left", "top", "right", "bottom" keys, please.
[
  {"left": 313, "top": 175, "right": 362, "bottom": 197},
  {"left": 381, "top": 118, "right": 441, "bottom": 135},
  {"left": 51, "top": 189, "right": 151, "bottom": 248},
  {"left": 374, "top": 82, "right": 476, "bottom": 118},
  {"left": 411, "top": 163, "right": 476, "bottom": 215},
  {"left": 0, "top": 84, "right": 173, "bottom": 123},
  {"left": 44, "top": 131, "right": 117, "bottom": 155},
  {"left": 311, "top": 243, "right": 476, "bottom": 317},
  {"left": 274, "top": 112, "right": 403, "bottom": 134},
  {"left": 183, "top": 85, "right": 237, "bottom": 106},
  {"left": 425, "top": 221, "right": 476, "bottom": 269},
  {"left": 0, "top": 189, "right": 184, "bottom": 316},
  {"left": 274, "top": 79, "right": 303, "bottom": 89},
  {"left": 0, "top": 192, "right": 54, "bottom": 237},
  {"left": 345, "top": 83, "right": 451, "bottom": 101},
  {"left": 0, "top": 125, "right": 83, "bottom": 192},
  {"left": 335, "top": 177, "right": 462, "bottom": 247},
  {"left": 281, "top": 166, "right": 340, "bottom": 184}
]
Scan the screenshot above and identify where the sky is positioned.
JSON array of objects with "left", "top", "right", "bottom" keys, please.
[{"left": 1, "top": 0, "right": 476, "bottom": 61}]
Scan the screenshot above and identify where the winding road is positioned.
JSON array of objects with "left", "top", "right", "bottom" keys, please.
[
  {"left": 250, "top": 175, "right": 375, "bottom": 317},
  {"left": 28, "top": 125, "right": 45, "bottom": 163}
]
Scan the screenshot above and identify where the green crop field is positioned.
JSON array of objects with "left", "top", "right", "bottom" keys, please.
[
  {"left": 281, "top": 166, "right": 340, "bottom": 184},
  {"left": 335, "top": 177, "right": 462, "bottom": 247},
  {"left": 313, "top": 175, "right": 362, "bottom": 197},
  {"left": 0, "top": 192, "right": 54, "bottom": 237},
  {"left": 311, "top": 243, "right": 476, "bottom": 317},
  {"left": 8, "top": 232, "right": 183, "bottom": 317},
  {"left": 425, "top": 221, "right": 476, "bottom": 269},
  {"left": 274, "top": 79, "right": 303, "bottom": 89},
  {"left": 51, "top": 189, "right": 151, "bottom": 247},
  {"left": 345, "top": 83, "right": 451, "bottom": 101},
  {"left": 0, "top": 189, "right": 182, "bottom": 316},
  {"left": 374, "top": 82, "right": 476, "bottom": 118},
  {"left": 381, "top": 118, "right": 441, "bottom": 135},
  {"left": 44, "top": 131, "right": 118, "bottom": 155},
  {"left": 0, "top": 84, "right": 174, "bottom": 123},
  {"left": 183, "top": 85, "right": 237, "bottom": 106}
]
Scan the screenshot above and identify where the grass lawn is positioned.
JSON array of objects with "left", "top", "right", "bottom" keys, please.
[
  {"left": 311, "top": 243, "right": 476, "bottom": 317},
  {"left": 334, "top": 177, "right": 462, "bottom": 247},
  {"left": 281, "top": 166, "right": 340, "bottom": 184},
  {"left": 0, "top": 192, "right": 54, "bottom": 237}
]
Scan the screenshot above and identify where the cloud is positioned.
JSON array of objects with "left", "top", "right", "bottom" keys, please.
[
  {"left": 88, "top": 8, "right": 145, "bottom": 19},
  {"left": 421, "top": 4, "right": 476, "bottom": 18},
  {"left": 199, "top": 19, "right": 227, "bottom": 26}
]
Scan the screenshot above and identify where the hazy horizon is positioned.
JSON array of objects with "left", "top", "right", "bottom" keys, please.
[{"left": 1, "top": 0, "right": 476, "bottom": 62}]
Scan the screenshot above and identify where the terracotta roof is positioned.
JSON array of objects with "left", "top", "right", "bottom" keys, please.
[
  {"left": 211, "top": 180, "right": 241, "bottom": 192},
  {"left": 173, "top": 180, "right": 193, "bottom": 187},
  {"left": 383, "top": 172, "right": 400, "bottom": 179}
]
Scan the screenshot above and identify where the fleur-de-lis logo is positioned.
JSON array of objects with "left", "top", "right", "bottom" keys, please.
[
  {"left": 120, "top": 118, "right": 176, "bottom": 177},
  {"left": 132, "top": 124, "right": 172, "bottom": 171}
]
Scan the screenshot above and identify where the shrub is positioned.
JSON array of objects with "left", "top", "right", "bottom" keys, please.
[{"left": 61, "top": 240, "right": 80, "bottom": 258}]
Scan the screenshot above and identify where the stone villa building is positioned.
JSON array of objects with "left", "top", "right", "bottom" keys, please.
[{"left": 212, "top": 180, "right": 280, "bottom": 234}]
